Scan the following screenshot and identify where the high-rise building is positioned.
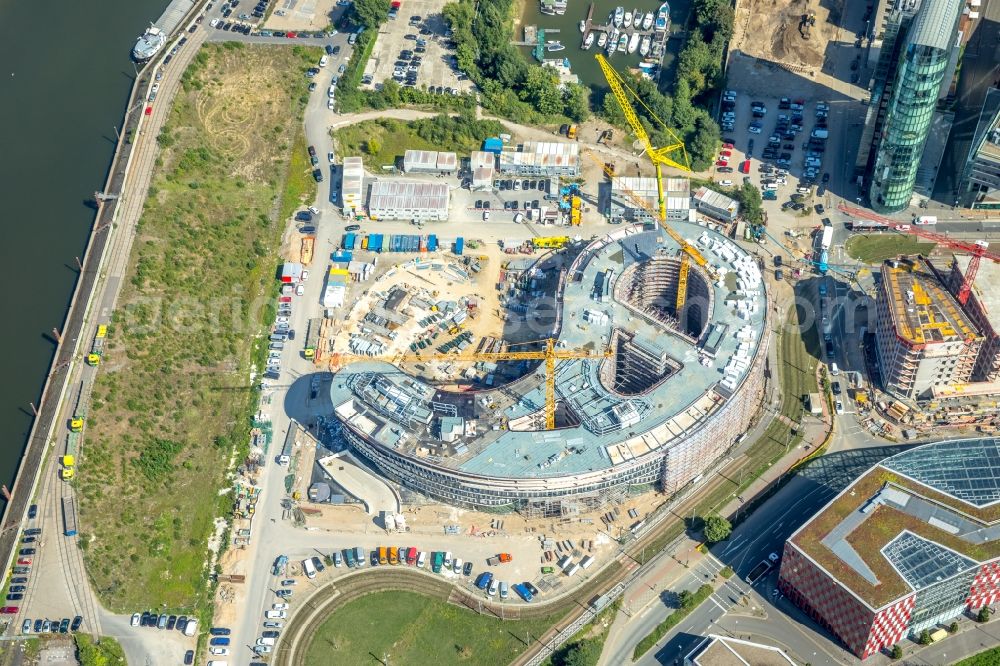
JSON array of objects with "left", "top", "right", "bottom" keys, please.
[
  {"left": 873, "top": 257, "right": 982, "bottom": 400},
  {"left": 779, "top": 438, "right": 1000, "bottom": 659},
  {"left": 864, "top": 0, "right": 965, "bottom": 212},
  {"left": 957, "top": 87, "right": 1000, "bottom": 209}
]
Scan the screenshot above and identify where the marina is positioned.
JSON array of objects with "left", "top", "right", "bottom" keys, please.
[{"left": 519, "top": 0, "right": 687, "bottom": 88}]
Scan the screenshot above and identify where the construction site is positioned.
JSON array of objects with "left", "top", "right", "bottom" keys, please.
[{"left": 731, "top": 0, "right": 841, "bottom": 70}]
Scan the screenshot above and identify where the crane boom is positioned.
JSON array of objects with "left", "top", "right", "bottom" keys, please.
[
  {"left": 586, "top": 150, "right": 714, "bottom": 278},
  {"left": 330, "top": 338, "right": 610, "bottom": 430},
  {"left": 837, "top": 202, "right": 1000, "bottom": 304},
  {"left": 676, "top": 252, "right": 690, "bottom": 313},
  {"left": 595, "top": 54, "right": 690, "bottom": 220}
]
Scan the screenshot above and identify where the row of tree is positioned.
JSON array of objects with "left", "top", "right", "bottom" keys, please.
[{"left": 443, "top": 0, "right": 591, "bottom": 124}]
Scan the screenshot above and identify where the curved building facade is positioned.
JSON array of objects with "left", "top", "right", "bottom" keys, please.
[{"left": 330, "top": 223, "right": 770, "bottom": 515}]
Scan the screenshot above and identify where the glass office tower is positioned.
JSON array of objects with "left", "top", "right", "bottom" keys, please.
[{"left": 867, "top": 0, "right": 963, "bottom": 213}]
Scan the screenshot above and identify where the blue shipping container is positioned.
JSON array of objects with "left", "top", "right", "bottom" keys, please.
[
  {"left": 368, "top": 234, "right": 383, "bottom": 252},
  {"left": 483, "top": 137, "right": 503, "bottom": 154},
  {"left": 343, "top": 233, "right": 356, "bottom": 250},
  {"left": 332, "top": 250, "right": 353, "bottom": 262},
  {"left": 455, "top": 237, "right": 464, "bottom": 255},
  {"left": 428, "top": 234, "right": 438, "bottom": 251}
]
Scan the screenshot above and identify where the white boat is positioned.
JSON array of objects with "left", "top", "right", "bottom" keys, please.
[
  {"left": 606, "top": 28, "right": 619, "bottom": 54},
  {"left": 623, "top": 10, "right": 633, "bottom": 28},
  {"left": 546, "top": 41, "right": 566, "bottom": 52},
  {"left": 627, "top": 32, "right": 640, "bottom": 53},
  {"left": 583, "top": 32, "right": 595, "bottom": 49},
  {"left": 617, "top": 33, "right": 628, "bottom": 52},
  {"left": 655, "top": 1, "right": 670, "bottom": 31},
  {"left": 613, "top": 6, "right": 624, "bottom": 27},
  {"left": 598, "top": 32, "right": 608, "bottom": 48},
  {"left": 642, "top": 11, "right": 654, "bottom": 30},
  {"left": 579, "top": 20, "right": 587, "bottom": 33},
  {"left": 639, "top": 35, "right": 651, "bottom": 56},
  {"left": 132, "top": 25, "right": 166, "bottom": 62}
]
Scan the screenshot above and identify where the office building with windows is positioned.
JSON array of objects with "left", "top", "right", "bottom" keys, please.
[
  {"left": 864, "top": 0, "right": 964, "bottom": 212},
  {"left": 779, "top": 438, "right": 1000, "bottom": 659}
]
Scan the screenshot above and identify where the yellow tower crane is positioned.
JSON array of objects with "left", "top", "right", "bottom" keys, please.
[
  {"left": 584, "top": 150, "right": 715, "bottom": 313},
  {"left": 595, "top": 53, "right": 691, "bottom": 222},
  {"left": 329, "top": 338, "right": 611, "bottom": 430}
]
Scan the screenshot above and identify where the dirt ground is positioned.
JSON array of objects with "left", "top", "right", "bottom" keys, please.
[
  {"left": 329, "top": 246, "right": 513, "bottom": 380},
  {"left": 265, "top": 0, "right": 339, "bottom": 32},
  {"left": 732, "top": 0, "right": 843, "bottom": 70}
]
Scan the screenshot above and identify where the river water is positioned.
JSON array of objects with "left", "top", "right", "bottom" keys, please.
[
  {"left": 518, "top": 0, "right": 692, "bottom": 90},
  {"left": 0, "top": 0, "right": 168, "bottom": 504}
]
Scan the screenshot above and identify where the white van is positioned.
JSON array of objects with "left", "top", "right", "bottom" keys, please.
[
  {"left": 443, "top": 551, "right": 453, "bottom": 568},
  {"left": 265, "top": 610, "right": 287, "bottom": 619},
  {"left": 830, "top": 362, "right": 840, "bottom": 376},
  {"left": 256, "top": 637, "right": 276, "bottom": 647},
  {"left": 184, "top": 619, "right": 198, "bottom": 637},
  {"left": 417, "top": 551, "right": 426, "bottom": 568},
  {"left": 302, "top": 557, "right": 317, "bottom": 579}
]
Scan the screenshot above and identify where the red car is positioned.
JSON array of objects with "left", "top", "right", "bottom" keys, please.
[
  {"left": 16, "top": 558, "right": 30, "bottom": 566},
  {"left": 719, "top": 150, "right": 732, "bottom": 157},
  {"left": 145, "top": 106, "right": 153, "bottom": 116},
  {"left": 286, "top": 31, "right": 297, "bottom": 38},
  {"left": 714, "top": 160, "right": 728, "bottom": 167},
  {"left": 0, "top": 607, "right": 18, "bottom": 614},
  {"left": 279, "top": 296, "right": 292, "bottom": 303},
  {"left": 723, "top": 142, "right": 734, "bottom": 149}
]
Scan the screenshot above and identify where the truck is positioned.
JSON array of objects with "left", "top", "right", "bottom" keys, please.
[
  {"left": 86, "top": 324, "right": 108, "bottom": 366},
  {"left": 486, "top": 553, "right": 512, "bottom": 566},
  {"left": 745, "top": 559, "right": 773, "bottom": 584},
  {"left": 272, "top": 555, "right": 288, "bottom": 576},
  {"left": 60, "top": 454, "right": 75, "bottom": 481},
  {"left": 303, "top": 318, "right": 321, "bottom": 360},
  {"left": 819, "top": 226, "right": 833, "bottom": 251},
  {"left": 432, "top": 551, "right": 444, "bottom": 573},
  {"left": 454, "top": 237, "right": 464, "bottom": 256},
  {"left": 567, "top": 124, "right": 578, "bottom": 139},
  {"left": 916, "top": 215, "right": 938, "bottom": 225}
]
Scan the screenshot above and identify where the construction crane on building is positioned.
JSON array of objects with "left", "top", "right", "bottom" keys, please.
[
  {"left": 328, "top": 338, "right": 611, "bottom": 430},
  {"left": 838, "top": 203, "right": 1000, "bottom": 305},
  {"left": 584, "top": 151, "right": 715, "bottom": 314},
  {"left": 595, "top": 53, "right": 691, "bottom": 223}
]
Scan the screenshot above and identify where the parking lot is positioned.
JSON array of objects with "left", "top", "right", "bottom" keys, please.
[{"left": 363, "top": 0, "right": 474, "bottom": 93}]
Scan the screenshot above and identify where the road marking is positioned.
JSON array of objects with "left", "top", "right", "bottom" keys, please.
[
  {"left": 722, "top": 536, "right": 746, "bottom": 555},
  {"left": 709, "top": 596, "right": 727, "bottom": 612}
]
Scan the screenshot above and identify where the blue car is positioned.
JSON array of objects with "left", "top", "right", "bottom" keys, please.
[
  {"left": 513, "top": 583, "right": 533, "bottom": 602},
  {"left": 475, "top": 572, "right": 493, "bottom": 590},
  {"left": 209, "top": 636, "right": 230, "bottom": 646}
]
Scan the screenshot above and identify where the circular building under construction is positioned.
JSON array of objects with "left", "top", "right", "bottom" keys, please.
[{"left": 329, "top": 223, "right": 770, "bottom": 516}]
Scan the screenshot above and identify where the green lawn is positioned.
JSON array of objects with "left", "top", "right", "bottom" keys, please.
[
  {"left": 78, "top": 42, "right": 321, "bottom": 613},
  {"left": 331, "top": 114, "right": 504, "bottom": 170},
  {"left": 845, "top": 233, "right": 936, "bottom": 263},
  {"left": 305, "top": 591, "right": 565, "bottom": 666},
  {"left": 957, "top": 643, "right": 1000, "bottom": 666}
]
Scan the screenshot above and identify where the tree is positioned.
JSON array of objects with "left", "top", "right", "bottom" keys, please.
[
  {"left": 890, "top": 644, "right": 903, "bottom": 660},
  {"left": 737, "top": 182, "right": 765, "bottom": 226},
  {"left": 678, "top": 589, "right": 696, "bottom": 609},
  {"left": 948, "top": 621, "right": 959, "bottom": 633},
  {"left": 703, "top": 514, "right": 732, "bottom": 542},
  {"left": 521, "top": 66, "right": 563, "bottom": 116},
  {"left": 557, "top": 639, "right": 601, "bottom": 666},
  {"left": 918, "top": 629, "right": 932, "bottom": 645},
  {"left": 352, "top": 0, "right": 390, "bottom": 29},
  {"left": 365, "top": 138, "right": 381, "bottom": 155},
  {"left": 687, "top": 112, "right": 722, "bottom": 170},
  {"left": 563, "top": 84, "right": 591, "bottom": 123},
  {"left": 979, "top": 606, "right": 991, "bottom": 623},
  {"left": 670, "top": 79, "right": 696, "bottom": 135}
]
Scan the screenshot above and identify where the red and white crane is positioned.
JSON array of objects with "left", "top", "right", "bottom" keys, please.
[{"left": 838, "top": 203, "right": 1000, "bottom": 305}]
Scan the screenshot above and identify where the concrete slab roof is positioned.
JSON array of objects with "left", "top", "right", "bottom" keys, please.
[{"left": 329, "top": 221, "right": 767, "bottom": 479}]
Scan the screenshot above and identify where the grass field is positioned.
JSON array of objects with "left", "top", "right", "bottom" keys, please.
[
  {"left": 332, "top": 113, "right": 503, "bottom": 170},
  {"left": 305, "top": 591, "right": 565, "bottom": 666},
  {"left": 78, "top": 42, "right": 320, "bottom": 612},
  {"left": 845, "top": 233, "right": 936, "bottom": 263}
]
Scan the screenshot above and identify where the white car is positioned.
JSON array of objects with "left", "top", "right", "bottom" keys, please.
[
  {"left": 264, "top": 610, "right": 287, "bottom": 619},
  {"left": 280, "top": 579, "right": 297, "bottom": 586},
  {"left": 264, "top": 621, "right": 284, "bottom": 628},
  {"left": 443, "top": 551, "right": 453, "bottom": 568},
  {"left": 483, "top": 211, "right": 490, "bottom": 221},
  {"left": 276, "top": 316, "right": 290, "bottom": 324},
  {"left": 487, "top": 579, "right": 498, "bottom": 596},
  {"left": 719, "top": 180, "right": 733, "bottom": 187},
  {"left": 302, "top": 269, "right": 310, "bottom": 281},
  {"left": 130, "top": 613, "right": 141, "bottom": 627},
  {"left": 319, "top": 55, "right": 329, "bottom": 68},
  {"left": 417, "top": 551, "right": 426, "bottom": 568},
  {"left": 255, "top": 646, "right": 273, "bottom": 654},
  {"left": 210, "top": 18, "right": 220, "bottom": 27},
  {"left": 328, "top": 151, "right": 335, "bottom": 163},
  {"left": 272, "top": 603, "right": 289, "bottom": 610},
  {"left": 295, "top": 284, "right": 305, "bottom": 296},
  {"left": 328, "top": 99, "right": 335, "bottom": 111},
  {"left": 835, "top": 400, "right": 845, "bottom": 415},
  {"left": 768, "top": 552, "right": 780, "bottom": 562},
  {"left": 209, "top": 648, "right": 230, "bottom": 656},
  {"left": 453, "top": 558, "right": 463, "bottom": 574}
]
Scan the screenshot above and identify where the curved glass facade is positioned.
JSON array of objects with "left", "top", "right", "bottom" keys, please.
[{"left": 869, "top": 44, "right": 951, "bottom": 212}]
